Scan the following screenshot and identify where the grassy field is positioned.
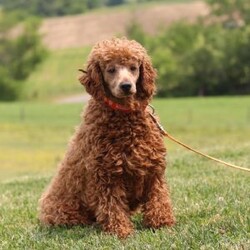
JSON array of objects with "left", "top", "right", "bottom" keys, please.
[
  {"left": 0, "top": 97, "right": 249, "bottom": 249},
  {"left": 22, "top": 47, "right": 90, "bottom": 100}
]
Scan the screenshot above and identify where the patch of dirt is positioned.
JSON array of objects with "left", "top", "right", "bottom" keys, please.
[{"left": 40, "top": 1, "right": 209, "bottom": 50}]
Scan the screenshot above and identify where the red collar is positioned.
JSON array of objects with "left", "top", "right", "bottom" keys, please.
[{"left": 103, "top": 97, "right": 132, "bottom": 113}]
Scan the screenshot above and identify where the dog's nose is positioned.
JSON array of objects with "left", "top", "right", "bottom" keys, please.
[{"left": 120, "top": 82, "right": 132, "bottom": 92}]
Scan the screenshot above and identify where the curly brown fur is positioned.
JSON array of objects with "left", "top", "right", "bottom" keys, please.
[{"left": 39, "top": 37, "right": 175, "bottom": 238}]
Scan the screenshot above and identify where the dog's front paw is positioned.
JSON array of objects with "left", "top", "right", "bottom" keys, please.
[
  {"left": 143, "top": 215, "right": 176, "bottom": 229},
  {"left": 143, "top": 205, "right": 176, "bottom": 229},
  {"left": 104, "top": 224, "right": 134, "bottom": 238},
  {"left": 103, "top": 218, "right": 134, "bottom": 238}
]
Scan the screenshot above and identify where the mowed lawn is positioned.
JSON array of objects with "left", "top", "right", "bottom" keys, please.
[
  {"left": 22, "top": 47, "right": 91, "bottom": 101},
  {"left": 0, "top": 97, "right": 249, "bottom": 249}
]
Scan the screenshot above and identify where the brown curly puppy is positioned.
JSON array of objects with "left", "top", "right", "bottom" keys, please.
[{"left": 39, "top": 37, "right": 175, "bottom": 238}]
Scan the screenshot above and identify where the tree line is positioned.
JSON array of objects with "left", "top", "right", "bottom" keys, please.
[
  {"left": 0, "top": 14, "right": 47, "bottom": 100},
  {"left": 0, "top": 0, "right": 90, "bottom": 17},
  {"left": 0, "top": 0, "right": 167, "bottom": 17},
  {"left": 127, "top": 0, "right": 250, "bottom": 97}
]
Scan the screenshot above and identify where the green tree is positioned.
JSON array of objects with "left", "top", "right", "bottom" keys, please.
[
  {"left": 0, "top": 0, "right": 124, "bottom": 17},
  {"left": 0, "top": 14, "right": 47, "bottom": 100},
  {"left": 206, "top": 0, "right": 250, "bottom": 26},
  {"left": 107, "top": 0, "right": 125, "bottom": 6},
  {"left": 0, "top": 0, "right": 88, "bottom": 17},
  {"left": 87, "top": 0, "right": 104, "bottom": 9}
]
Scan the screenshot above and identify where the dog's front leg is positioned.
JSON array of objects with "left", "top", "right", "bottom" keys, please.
[
  {"left": 143, "top": 174, "right": 175, "bottom": 228},
  {"left": 86, "top": 170, "right": 133, "bottom": 238},
  {"left": 39, "top": 161, "right": 94, "bottom": 226}
]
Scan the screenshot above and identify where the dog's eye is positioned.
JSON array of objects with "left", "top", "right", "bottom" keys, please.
[
  {"left": 130, "top": 66, "right": 137, "bottom": 72},
  {"left": 107, "top": 68, "right": 116, "bottom": 74}
]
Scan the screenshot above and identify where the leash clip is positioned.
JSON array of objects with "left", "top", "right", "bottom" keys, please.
[{"left": 148, "top": 104, "right": 167, "bottom": 135}]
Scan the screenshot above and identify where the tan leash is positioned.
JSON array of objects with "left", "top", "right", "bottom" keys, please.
[{"left": 148, "top": 109, "right": 250, "bottom": 173}]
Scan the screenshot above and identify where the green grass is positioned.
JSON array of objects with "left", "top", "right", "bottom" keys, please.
[
  {"left": 0, "top": 102, "right": 83, "bottom": 180},
  {"left": 0, "top": 97, "right": 250, "bottom": 249},
  {"left": 22, "top": 47, "right": 91, "bottom": 100}
]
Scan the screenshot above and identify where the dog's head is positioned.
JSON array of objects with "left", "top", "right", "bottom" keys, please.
[{"left": 79, "top": 37, "right": 156, "bottom": 108}]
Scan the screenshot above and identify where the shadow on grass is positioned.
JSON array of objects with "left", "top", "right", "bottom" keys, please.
[{"left": 33, "top": 213, "right": 175, "bottom": 241}]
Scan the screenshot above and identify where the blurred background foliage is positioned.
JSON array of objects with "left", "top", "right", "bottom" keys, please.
[
  {"left": 0, "top": 0, "right": 169, "bottom": 17},
  {"left": 127, "top": 0, "right": 250, "bottom": 96},
  {"left": 0, "top": 0, "right": 250, "bottom": 100},
  {"left": 0, "top": 13, "right": 47, "bottom": 100}
]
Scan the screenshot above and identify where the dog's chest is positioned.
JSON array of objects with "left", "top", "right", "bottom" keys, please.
[
  {"left": 87, "top": 113, "right": 166, "bottom": 174},
  {"left": 104, "top": 123, "right": 165, "bottom": 174}
]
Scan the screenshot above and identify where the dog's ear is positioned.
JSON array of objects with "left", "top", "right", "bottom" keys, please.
[
  {"left": 79, "top": 60, "right": 104, "bottom": 99},
  {"left": 137, "top": 56, "right": 157, "bottom": 101}
]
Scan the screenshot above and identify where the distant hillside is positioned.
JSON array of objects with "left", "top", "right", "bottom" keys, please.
[
  {"left": 40, "top": 1, "right": 209, "bottom": 50},
  {"left": 22, "top": 47, "right": 90, "bottom": 100},
  {"left": 22, "top": 1, "right": 209, "bottom": 101}
]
